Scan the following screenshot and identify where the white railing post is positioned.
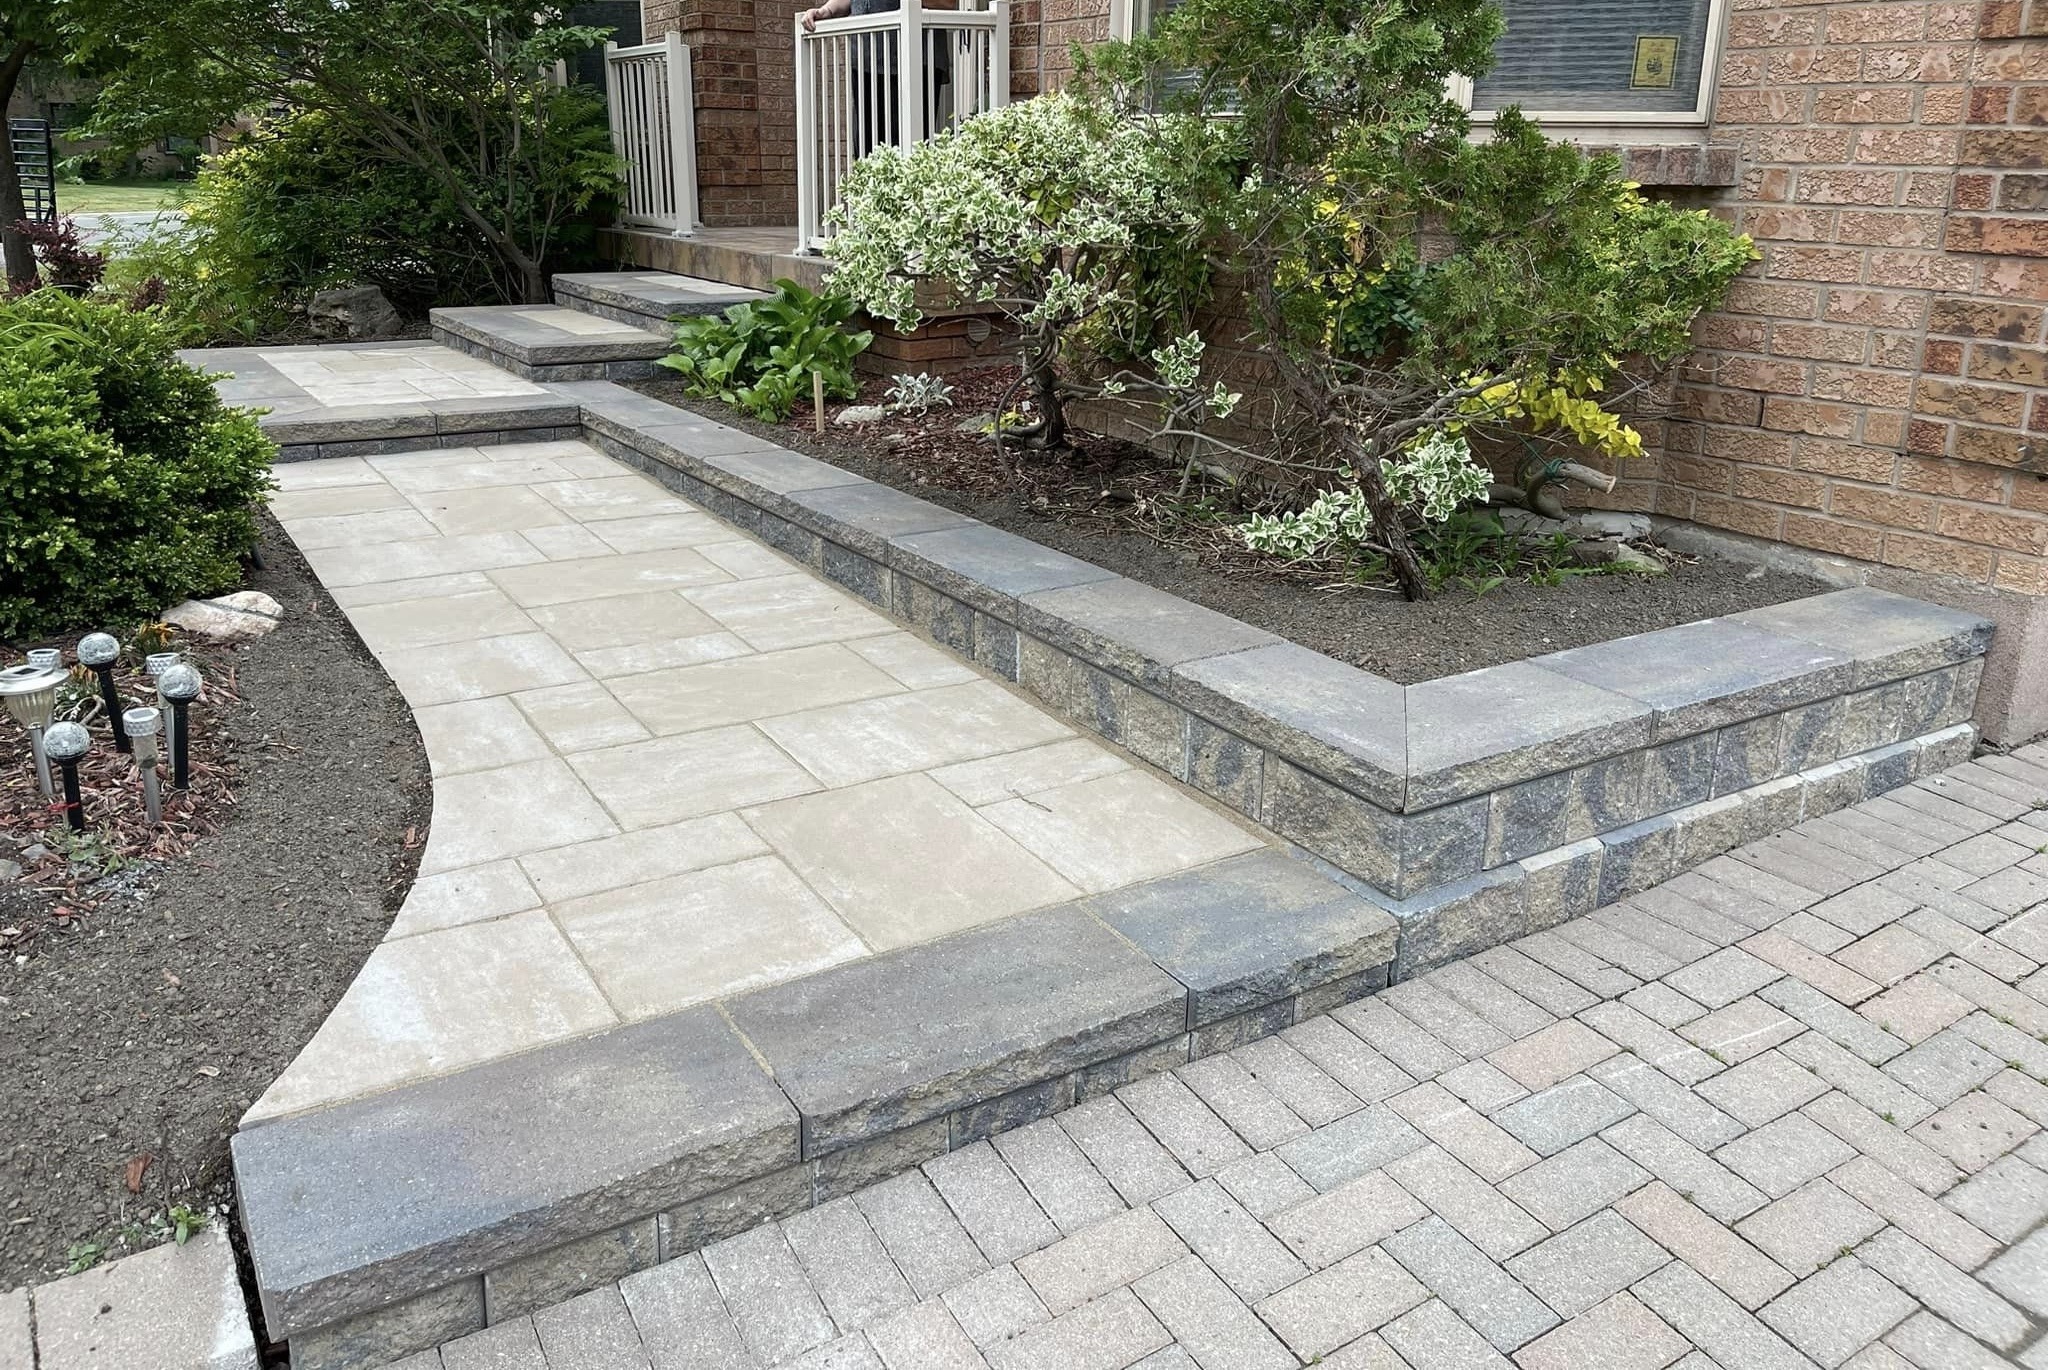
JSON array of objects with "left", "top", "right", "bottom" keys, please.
[
  {"left": 899, "top": 0, "right": 925, "bottom": 146},
  {"left": 666, "top": 31, "right": 701, "bottom": 231},
  {"left": 795, "top": 13, "right": 817, "bottom": 252},
  {"left": 991, "top": 0, "right": 1010, "bottom": 112}
]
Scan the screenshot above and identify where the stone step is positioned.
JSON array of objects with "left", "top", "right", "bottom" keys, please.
[
  {"left": 551, "top": 270, "right": 770, "bottom": 330},
  {"left": 427, "top": 304, "right": 672, "bottom": 382},
  {"left": 235, "top": 852, "right": 1398, "bottom": 1370}
]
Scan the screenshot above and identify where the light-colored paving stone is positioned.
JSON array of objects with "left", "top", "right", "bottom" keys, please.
[
  {"left": 258, "top": 435, "right": 1278, "bottom": 1114},
  {"left": 26, "top": 1230, "right": 256, "bottom": 1370},
  {"left": 359, "top": 717, "right": 2048, "bottom": 1370}
]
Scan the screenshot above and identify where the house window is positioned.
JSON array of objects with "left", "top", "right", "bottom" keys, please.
[{"left": 1466, "top": 0, "right": 1724, "bottom": 124}]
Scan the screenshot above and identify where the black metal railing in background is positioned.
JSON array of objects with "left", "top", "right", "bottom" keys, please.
[{"left": 10, "top": 119, "right": 56, "bottom": 222}]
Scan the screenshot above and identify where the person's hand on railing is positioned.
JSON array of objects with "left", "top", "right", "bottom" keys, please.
[{"left": 800, "top": 0, "right": 852, "bottom": 30}]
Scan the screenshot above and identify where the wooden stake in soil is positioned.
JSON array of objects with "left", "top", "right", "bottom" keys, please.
[{"left": 814, "top": 371, "right": 826, "bottom": 434}]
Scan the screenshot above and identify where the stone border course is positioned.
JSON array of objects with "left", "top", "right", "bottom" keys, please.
[
  {"left": 549, "top": 270, "right": 770, "bottom": 329},
  {"left": 237, "top": 851, "right": 1401, "bottom": 1367},
  {"left": 557, "top": 379, "right": 1991, "bottom": 963}
]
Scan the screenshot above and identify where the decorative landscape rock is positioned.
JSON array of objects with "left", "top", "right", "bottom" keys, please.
[
  {"left": 162, "top": 590, "right": 285, "bottom": 642},
  {"left": 307, "top": 285, "right": 405, "bottom": 341},
  {"left": 833, "top": 404, "right": 887, "bottom": 425}
]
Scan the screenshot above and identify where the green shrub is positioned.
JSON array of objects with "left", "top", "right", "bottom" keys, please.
[
  {"left": 104, "top": 98, "right": 618, "bottom": 344},
  {"left": 657, "top": 280, "right": 873, "bottom": 423},
  {"left": 0, "top": 291, "right": 276, "bottom": 639}
]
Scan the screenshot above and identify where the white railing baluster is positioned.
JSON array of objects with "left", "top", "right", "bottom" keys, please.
[
  {"left": 794, "top": 0, "right": 1005, "bottom": 251},
  {"left": 604, "top": 36, "right": 700, "bottom": 236}
]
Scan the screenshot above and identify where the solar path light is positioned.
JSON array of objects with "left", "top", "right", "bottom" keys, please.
[
  {"left": 126, "top": 706, "right": 163, "bottom": 826},
  {"left": 76, "top": 632, "right": 129, "bottom": 753},
  {"left": 157, "top": 663, "right": 202, "bottom": 791},
  {"left": 146, "top": 653, "right": 181, "bottom": 762},
  {"left": 43, "top": 722, "right": 90, "bottom": 833},
  {"left": 0, "top": 662, "right": 67, "bottom": 799}
]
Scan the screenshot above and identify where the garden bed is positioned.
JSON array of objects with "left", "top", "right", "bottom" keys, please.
[
  {"left": 0, "top": 514, "right": 430, "bottom": 1290},
  {"left": 624, "top": 366, "right": 1827, "bottom": 683}
]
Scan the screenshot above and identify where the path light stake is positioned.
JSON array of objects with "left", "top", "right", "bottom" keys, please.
[
  {"left": 76, "top": 632, "right": 129, "bottom": 752},
  {"left": 146, "top": 652, "right": 180, "bottom": 765},
  {"left": 126, "top": 706, "right": 163, "bottom": 826},
  {"left": 43, "top": 722, "right": 89, "bottom": 834},
  {"left": 0, "top": 662, "right": 67, "bottom": 799},
  {"left": 814, "top": 371, "right": 826, "bottom": 435},
  {"left": 157, "top": 663, "right": 202, "bottom": 791},
  {"left": 26, "top": 648, "right": 60, "bottom": 673}
]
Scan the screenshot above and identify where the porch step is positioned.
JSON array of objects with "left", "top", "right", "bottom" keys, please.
[
  {"left": 599, "top": 225, "right": 830, "bottom": 293},
  {"left": 427, "top": 304, "right": 672, "bottom": 382},
  {"left": 552, "top": 270, "right": 769, "bottom": 330}
]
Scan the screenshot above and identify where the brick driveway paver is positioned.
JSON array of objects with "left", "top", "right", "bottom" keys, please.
[{"left": 419, "top": 744, "right": 2048, "bottom": 1370}]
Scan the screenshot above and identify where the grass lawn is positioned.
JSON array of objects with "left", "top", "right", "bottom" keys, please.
[{"left": 56, "top": 179, "right": 187, "bottom": 213}]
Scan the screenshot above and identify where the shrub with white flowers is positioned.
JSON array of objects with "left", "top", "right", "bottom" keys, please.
[
  {"left": 1239, "top": 431, "right": 1490, "bottom": 561},
  {"left": 828, "top": 93, "right": 1230, "bottom": 449}
]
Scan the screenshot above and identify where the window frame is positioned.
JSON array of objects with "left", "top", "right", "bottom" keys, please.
[
  {"left": 1454, "top": 0, "right": 1729, "bottom": 129},
  {"left": 1109, "top": 0, "right": 1730, "bottom": 130}
]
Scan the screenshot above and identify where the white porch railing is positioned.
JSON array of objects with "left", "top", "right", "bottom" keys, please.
[
  {"left": 795, "top": 0, "right": 1010, "bottom": 252},
  {"left": 605, "top": 33, "right": 701, "bottom": 236}
]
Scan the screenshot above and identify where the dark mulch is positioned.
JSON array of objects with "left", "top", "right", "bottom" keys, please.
[
  {"left": 0, "top": 514, "right": 430, "bottom": 1289},
  {"left": 626, "top": 367, "right": 1828, "bottom": 683}
]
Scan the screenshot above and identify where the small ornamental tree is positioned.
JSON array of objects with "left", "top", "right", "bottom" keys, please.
[
  {"left": 1076, "top": 0, "right": 1756, "bottom": 597},
  {"left": 828, "top": 93, "right": 1238, "bottom": 450}
]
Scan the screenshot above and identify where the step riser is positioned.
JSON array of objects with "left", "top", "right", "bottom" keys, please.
[{"left": 428, "top": 326, "right": 662, "bottom": 382}]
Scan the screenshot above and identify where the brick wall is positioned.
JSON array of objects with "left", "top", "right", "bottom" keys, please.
[
  {"left": 644, "top": 0, "right": 797, "bottom": 224},
  {"left": 1658, "top": 0, "right": 2048, "bottom": 601}
]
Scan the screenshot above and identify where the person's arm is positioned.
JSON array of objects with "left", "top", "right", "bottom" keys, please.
[{"left": 800, "top": 0, "right": 852, "bottom": 31}]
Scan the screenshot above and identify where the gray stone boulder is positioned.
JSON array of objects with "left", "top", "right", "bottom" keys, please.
[
  {"left": 308, "top": 285, "right": 405, "bottom": 341},
  {"left": 163, "top": 591, "right": 285, "bottom": 642}
]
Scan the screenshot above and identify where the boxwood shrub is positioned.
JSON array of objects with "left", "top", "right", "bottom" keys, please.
[{"left": 0, "top": 291, "right": 276, "bottom": 640}]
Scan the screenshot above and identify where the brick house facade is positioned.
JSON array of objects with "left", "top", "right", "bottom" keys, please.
[{"left": 629, "top": 0, "right": 2048, "bottom": 743}]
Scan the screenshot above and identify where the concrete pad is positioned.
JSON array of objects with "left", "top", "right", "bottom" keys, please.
[
  {"left": 387, "top": 860, "right": 543, "bottom": 939},
  {"left": 979, "top": 770, "right": 1267, "bottom": 895},
  {"left": 849, "top": 632, "right": 982, "bottom": 689},
  {"left": 517, "top": 813, "right": 770, "bottom": 903},
  {"left": 488, "top": 547, "right": 729, "bottom": 607},
  {"left": 268, "top": 482, "right": 414, "bottom": 520},
  {"left": 520, "top": 523, "right": 618, "bottom": 561},
  {"left": 526, "top": 590, "right": 726, "bottom": 653},
  {"left": 684, "top": 574, "right": 897, "bottom": 650},
  {"left": 417, "top": 757, "right": 618, "bottom": 873},
  {"left": 569, "top": 725, "right": 823, "bottom": 828},
  {"left": 30, "top": 1230, "right": 256, "bottom": 1370},
  {"left": 512, "top": 682, "right": 653, "bottom": 753},
  {"left": 380, "top": 632, "right": 588, "bottom": 707},
  {"left": 532, "top": 476, "right": 695, "bottom": 522},
  {"left": 743, "top": 773, "right": 1081, "bottom": 949},
  {"left": 589, "top": 511, "right": 734, "bottom": 553},
  {"left": 414, "top": 696, "right": 555, "bottom": 777},
  {"left": 381, "top": 455, "right": 583, "bottom": 494},
  {"left": 286, "top": 506, "right": 442, "bottom": 550},
  {"left": 346, "top": 589, "right": 538, "bottom": 653},
  {"left": 411, "top": 485, "right": 579, "bottom": 536},
  {"left": 271, "top": 455, "right": 384, "bottom": 489},
  {"left": 759, "top": 680, "right": 1075, "bottom": 787},
  {"left": 555, "top": 855, "right": 868, "bottom": 1016},
  {"left": 605, "top": 644, "right": 903, "bottom": 734},
  {"left": 930, "top": 738, "right": 1132, "bottom": 807},
  {"left": 245, "top": 911, "right": 616, "bottom": 1123},
  {"left": 301, "top": 531, "right": 547, "bottom": 587}
]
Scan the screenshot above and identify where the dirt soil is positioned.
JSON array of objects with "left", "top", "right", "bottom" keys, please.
[
  {"left": 0, "top": 515, "right": 430, "bottom": 1290},
  {"left": 627, "top": 368, "right": 1829, "bottom": 683}
]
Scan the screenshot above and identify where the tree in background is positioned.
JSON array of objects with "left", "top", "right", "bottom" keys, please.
[
  {"left": 69, "top": 0, "right": 622, "bottom": 304},
  {"left": 1, "top": 5, "right": 67, "bottom": 289}
]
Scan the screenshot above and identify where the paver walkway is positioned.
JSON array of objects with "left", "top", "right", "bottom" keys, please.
[
  {"left": 254, "top": 439, "right": 1268, "bottom": 1120},
  {"left": 398, "top": 748, "right": 2048, "bottom": 1370}
]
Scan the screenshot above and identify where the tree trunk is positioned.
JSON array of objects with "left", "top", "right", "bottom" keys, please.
[{"left": 0, "top": 41, "right": 37, "bottom": 291}]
